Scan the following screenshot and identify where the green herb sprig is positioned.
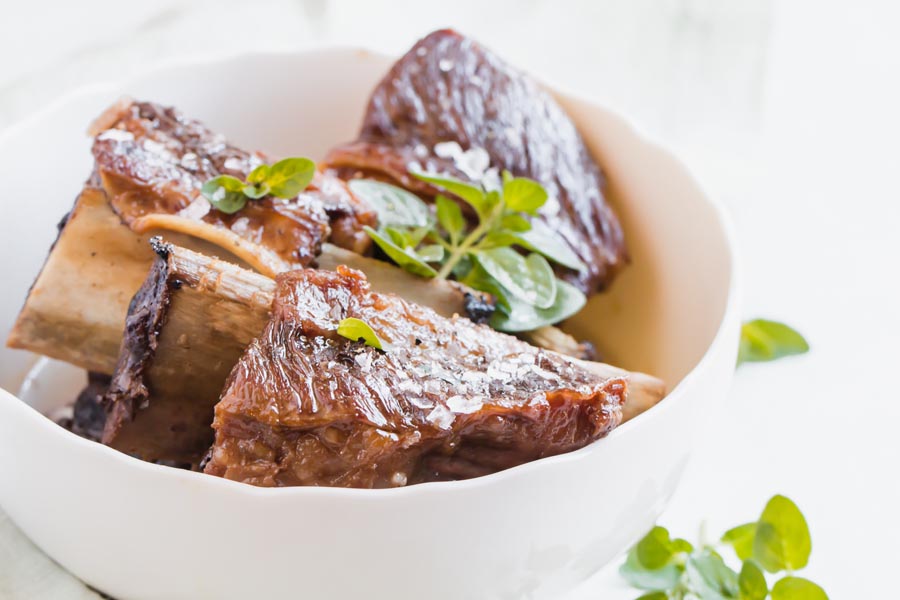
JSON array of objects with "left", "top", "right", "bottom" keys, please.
[
  {"left": 349, "top": 172, "right": 587, "bottom": 332},
  {"left": 621, "top": 495, "right": 828, "bottom": 599},
  {"left": 201, "top": 157, "right": 316, "bottom": 214},
  {"left": 336, "top": 317, "right": 384, "bottom": 350},
  {"left": 738, "top": 319, "right": 809, "bottom": 365}
]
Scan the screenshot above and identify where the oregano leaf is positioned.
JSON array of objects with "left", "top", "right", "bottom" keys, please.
[
  {"left": 738, "top": 319, "right": 809, "bottom": 365},
  {"left": 771, "top": 577, "right": 828, "bottom": 600},
  {"left": 753, "top": 495, "right": 812, "bottom": 573},
  {"left": 336, "top": 317, "right": 383, "bottom": 350},
  {"left": 201, "top": 175, "right": 247, "bottom": 214}
]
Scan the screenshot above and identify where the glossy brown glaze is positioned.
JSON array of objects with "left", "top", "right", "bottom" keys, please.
[
  {"left": 326, "top": 29, "right": 627, "bottom": 293},
  {"left": 204, "top": 266, "right": 626, "bottom": 488},
  {"left": 92, "top": 100, "right": 376, "bottom": 265}
]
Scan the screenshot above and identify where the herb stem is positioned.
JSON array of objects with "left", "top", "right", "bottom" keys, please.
[
  {"left": 436, "top": 204, "right": 502, "bottom": 279},
  {"left": 436, "top": 228, "right": 481, "bottom": 279},
  {"left": 427, "top": 233, "right": 453, "bottom": 251},
  {"left": 698, "top": 520, "right": 710, "bottom": 549}
]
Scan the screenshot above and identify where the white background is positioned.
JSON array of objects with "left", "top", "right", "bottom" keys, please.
[{"left": 1, "top": 0, "right": 898, "bottom": 597}]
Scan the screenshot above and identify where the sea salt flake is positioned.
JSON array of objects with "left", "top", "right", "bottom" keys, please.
[
  {"left": 354, "top": 352, "right": 373, "bottom": 372},
  {"left": 223, "top": 157, "right": 245, "bottom": 171},
  {"left": 143, "top": 139, "right": 168, "bottom": 156},
  {"left": 447, "top": 395, "right": 484, "bottom": 415},
  {"left": 530, "top": 364, "right": 557, "bottom": 381},
  {"left": 230, "top": 216, "right": 251, "bottom": 235},
  {"left": 180, "top": 152, "right": 199, "bottom": 170},
  {"left": 408, "top": 396, "right": 433, "bottom": 410},
  {"left": 398, "top": 379, "right": 423, "bottom": 394},
  {"left": 97, "top": 128, "right": 134, "bottom": 142},
  {"left": 206, "top": 134, "right": 227, "bottom": 152},
  {"left": 434, "top": 141, "right": 464, "bottom": 159},
  {"left": 433, "top": 142, "right": 493, "bottom": 183},
  {"left": 426, "top": 405, "right": 455, "bottom": 430},
  {"left": 481, "top": 167, "right": 502, "bottom": 192},
  {"left": 423, "top": 379, "right": 442, "bottom": 395},
  {"left": 487, "top": 363, "right": 512, "bottom": 382},
  {"left": 438, "top": 59, "right": 454, "bottom": 72},
  {"left": 528, "top": 393, "right": 548, "bottom": 406},
  {"left": 177, "top": 197, "right": 211, "bottom": 220},
  {"left": 456, "top": 147, "right": 490, "bottom": 180},
  {"left": 461, "top": 371, "right": 485, "bottom": 384},
  {"left": 375, "top": 429, "right": 399, "bottom": 441}
]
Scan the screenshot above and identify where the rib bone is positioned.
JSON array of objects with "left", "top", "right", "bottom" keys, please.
[
  {"left": 102, "top": 239, "right": 273, "bottom": 464},
  {"left": 6, "top": 189, "right": 492, "bottom": 374},
  {"left": 103, "top": 242, "right": 665, "bottom": 464}
]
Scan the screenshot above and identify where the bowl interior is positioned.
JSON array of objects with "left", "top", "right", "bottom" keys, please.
[
  {"left": 0, "top": 49, "right": 732, "bottom": 399},
  {"left": 0, "top": 49, "right": 737, "bottom": 600}
]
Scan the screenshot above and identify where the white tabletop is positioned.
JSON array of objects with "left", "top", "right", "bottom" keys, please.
[{"left": 2, "top": 1, "right": 898, "bottom": 597}]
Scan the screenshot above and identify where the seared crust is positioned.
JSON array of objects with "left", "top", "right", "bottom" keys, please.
[
  {"left": 103, "top": 238, "right": 175, "bottom": 432},
  {"left": 326, "top": 29, "right": 627, "bottom": 293},
  {"left": 92, "top": 100, "right": 376, "bottom": 273},
  {"left": 205, "top": 266, "right": 626, "bottom": 488}
]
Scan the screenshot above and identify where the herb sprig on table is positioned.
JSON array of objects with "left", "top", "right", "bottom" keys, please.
[
  {"left": 621, "top": 495, "right": 827, "bottom": 599},
  {"left": 349, "top": 172, "right": 588, "bottom": 333},
  {"left": 201, "top": 157, "right": 316, "bottom": 214},
  {"left": 737, "top": 319, "right": 809, "bottom": 365}
]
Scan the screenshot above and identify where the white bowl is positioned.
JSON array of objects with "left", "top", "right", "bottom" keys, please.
[{"left": 0, "top": 49, "right": 739, "bottom": 600}]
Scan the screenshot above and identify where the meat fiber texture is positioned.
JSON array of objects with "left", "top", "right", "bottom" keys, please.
[
  {"left": 326, "top": 29, "right": 627, "bottom": 294},
  {"left": 204, "top": 266, "right": 626, "bottom": 488},
  {"left": 91, "top": 100, "right": 376, "bottom": 263}
]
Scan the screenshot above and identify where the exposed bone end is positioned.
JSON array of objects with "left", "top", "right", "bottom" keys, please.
[
  {"left": 6, "top": 186, "right": 157, "bottom": 374},
  {"left": 620, "top": 370, "right": 668, "bottom": 422},
  {"left": 102, "top": 244, "right": 274, "bottom": 466},
  {"left": 521, "top": 326, "right": 598, "bottom": 361},
  {"left": 86, "top": 97, "right": 134, "bottom": 136},
  {"left": 6, "top": 184, "right": 257, "bottom": 376},
  {"left": 571, "top": 359, "right": 667, "bottom": 423}
]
